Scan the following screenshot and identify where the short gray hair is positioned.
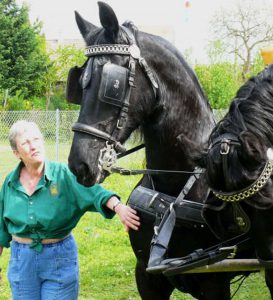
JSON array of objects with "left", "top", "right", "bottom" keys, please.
[{"left": 9, "top": 120, "right": 42, "bottom": 150}]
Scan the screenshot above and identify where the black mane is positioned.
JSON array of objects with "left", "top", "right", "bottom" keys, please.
[{"left": 206, "top": 64, "right": 273, "bottom": 209}]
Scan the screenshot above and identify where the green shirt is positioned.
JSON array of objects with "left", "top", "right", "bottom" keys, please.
[{"left": 0, "top": 160, "right": 116, "bottom": 252}]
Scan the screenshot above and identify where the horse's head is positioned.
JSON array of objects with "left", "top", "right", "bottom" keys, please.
[
  {"left": 201, "top": 65, "right": 273, "bottom": 260},
  {"left": 203, "top": 64, "right": 273, "bottom": 206},
  {"left": 67, "top": 2, "right": 159, "bottom": 186},
  {"left": 206, "top": 131, "right": 269, "bottom": 195}
]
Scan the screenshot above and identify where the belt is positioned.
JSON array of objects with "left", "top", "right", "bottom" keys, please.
[{"left": 12, "top": 235, "right": 69, "bottom": 245}]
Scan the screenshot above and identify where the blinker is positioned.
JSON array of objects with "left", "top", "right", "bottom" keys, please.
[
  {"left": 66, "top": 65, "right": 84, "bottom": 105},
  {"left": 98, "top": 63, "right": 129, "bottom": 107},
  {"left": 66, "top": 58, "right": 93, "bottom": 105}
]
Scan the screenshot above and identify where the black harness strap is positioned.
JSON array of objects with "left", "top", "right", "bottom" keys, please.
[{"left": 147, "top": 167, "right": 203, "bottom": 268}]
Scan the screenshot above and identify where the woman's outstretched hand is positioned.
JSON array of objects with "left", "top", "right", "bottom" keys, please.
[{"left": 115, "top": 204, "right": 140, "bottom": 232}]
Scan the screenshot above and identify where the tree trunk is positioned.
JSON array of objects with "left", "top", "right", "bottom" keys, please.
[
  {"left": 45, "top": 84, "right": 52, "bottom": 110},
  {"left": 3, "top": 89, "right": 9, "bottom": 109}
]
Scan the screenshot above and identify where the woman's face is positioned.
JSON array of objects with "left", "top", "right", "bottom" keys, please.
[{"left": 14, "top": 127, "right": 45, "bottom": 166}]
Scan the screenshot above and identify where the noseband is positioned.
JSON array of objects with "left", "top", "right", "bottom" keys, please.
[
  {"left": 209, "top": 134, "right": 273, "bottom": 202},
  {"left": 72, "top": 26, "right": 158, "bottom": 174},
  {"left": 72, "top": 122, "right": 126, "bottom": 153}
]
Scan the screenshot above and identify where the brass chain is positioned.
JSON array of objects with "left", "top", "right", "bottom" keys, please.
[{"left": 213, "top": 161, "right": 273, "bottom": 202}]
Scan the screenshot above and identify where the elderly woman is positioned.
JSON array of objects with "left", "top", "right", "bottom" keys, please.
[{"left": 0, "top": 120, "right": 140, "bottom": 300}]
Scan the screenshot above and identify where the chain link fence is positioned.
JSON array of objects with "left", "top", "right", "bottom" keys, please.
[
  {"left": 213, "top": 109, "right": 227, "bottom": 123},
  {"left": 0, "top": 110, "right": 80, "bottom": 184}
]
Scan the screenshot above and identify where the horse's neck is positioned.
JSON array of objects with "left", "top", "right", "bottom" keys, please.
[
  {"left": 141, "top": 126, "right": 191, "bottom": 194},
  {"left": 137, "top": 35, "right": 214, "bottom": 195},
  {"left": 145, "top": 38, "right": 214, "bottom": 144},
  {"left": 144, "top": 76, "right": 214, "bottom": 194}
]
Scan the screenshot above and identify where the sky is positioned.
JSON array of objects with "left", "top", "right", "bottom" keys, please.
[{"left": 15, "top": 0, "right": 272, "bottom": 63}]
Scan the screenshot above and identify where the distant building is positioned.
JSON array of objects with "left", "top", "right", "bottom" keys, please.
[
  {"left": 46, "top": 38, "right": 86, "bottom": 52},
  {"left": 46, "top": 25, "right": 175, "bottom": 52}
]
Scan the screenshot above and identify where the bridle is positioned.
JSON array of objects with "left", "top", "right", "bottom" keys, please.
[
  {"left": 72, "top": 26, "right": 159, "bottom": 174},
  {"left": 209, "top": 134, "right": 273, "bottom": 202}
]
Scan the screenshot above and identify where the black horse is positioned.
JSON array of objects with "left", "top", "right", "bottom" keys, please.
[
  {"left": 67, "top": 2, "right": 241, "bottom": 299},
  {"left": 201, "top": 64, "right": 273, "bottom": 298}
]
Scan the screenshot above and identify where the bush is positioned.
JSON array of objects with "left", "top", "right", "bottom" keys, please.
[
  {"left": 49, "top": 84, "right": 79, "bottom": 110},
  {"left": 195, "top": 62, "right": 242, "bottom": 109},
  {"left": 246, "top": 53, "right": 266, "bottom": 80},
  {"left": 6, "top": 90, "right": 32, "bottom": 110}
]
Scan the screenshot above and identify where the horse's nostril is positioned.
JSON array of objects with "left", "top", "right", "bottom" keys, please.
[
  {"left": 78, "top": 163, "right": 91, "bottom": 178},
  {"left": 71, "top": 162, "right": 96, "bottom": 187}
]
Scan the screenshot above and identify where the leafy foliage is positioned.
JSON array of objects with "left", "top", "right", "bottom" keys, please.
[
  {"left": 0, "top": 0, "right": 50, "bottom": 98},
  {"left": 194, "top": 39, "right": 267, "bottom": 109},
  {"left": 37, "top": 45, "right": 86, "bottom": 110},
  {"left": 245, "top": 53, "right": 265, "bottom": 80},
  {"left": 52, "top": 45, "right": 86, "bottom": 82},
  {"left": 20, "top": 45, "right": 86, "bottom": 111},
  {"left": 5, "top": 90, "right": 32, "bottom": 110},
  {"left": 195, "top": 62, "right": 241, "bottom": 109}
]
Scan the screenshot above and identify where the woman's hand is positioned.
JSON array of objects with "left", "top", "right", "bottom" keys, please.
[
  {"left": 106, "top": 196, "right": 140, "bottom": 231},
  {"left": 115, "top": 204, "right": 140, "bottom": 232}
]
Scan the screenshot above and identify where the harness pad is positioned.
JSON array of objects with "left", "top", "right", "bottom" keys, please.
[{"left": 128, "top": 186, "right": 205, "bottom": 227}]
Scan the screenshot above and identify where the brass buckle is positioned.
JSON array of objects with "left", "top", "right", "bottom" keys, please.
[
  {"left": 219, "top": 245, "right": 237, "bottom": 258},
  {"left": 220, "top": 139, "right": 230, "bottom": 155}
]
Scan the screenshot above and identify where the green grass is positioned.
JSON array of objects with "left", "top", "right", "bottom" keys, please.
[{"left": 0, "top": 142, "right": 271, "bottom": 299}]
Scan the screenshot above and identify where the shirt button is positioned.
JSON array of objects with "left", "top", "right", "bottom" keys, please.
[
  {"left": 30, "top": 216, "right": 33, "bottom": 219},
  {"left": 29, "top": 201, "right": 33, "bottom": 205}
]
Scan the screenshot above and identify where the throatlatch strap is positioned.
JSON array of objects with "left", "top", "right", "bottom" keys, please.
[{"left": 147, "top": 168, "right": 202, "bottom": 268}]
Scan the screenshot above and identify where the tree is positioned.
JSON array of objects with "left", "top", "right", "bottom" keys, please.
[
  {"left": 0, "top": 0, "right": 50, "bottom": 101},
  {"left": 52, "top": 45, "right": 86, "bottom": 82},
  {"left": 211, "top": 0, "right": 273, "bottom": 79}
]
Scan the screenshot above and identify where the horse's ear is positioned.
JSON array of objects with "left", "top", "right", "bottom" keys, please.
[
  {"left": 75, "top": 11, "right": 98, "bottom": 42},
  {"left": 239, "top": 131, "right": 266, "bottom": 161},
  {"left": 98, "top": 1, "right": 119, "bottom": 39}
]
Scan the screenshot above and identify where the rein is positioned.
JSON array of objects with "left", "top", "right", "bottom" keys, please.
[
  {"left": 111, "top": 166, "right": 203, "bottom": 176},
  {"left": 101, "top": 141, "right": 204, "bottom": 176}
]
